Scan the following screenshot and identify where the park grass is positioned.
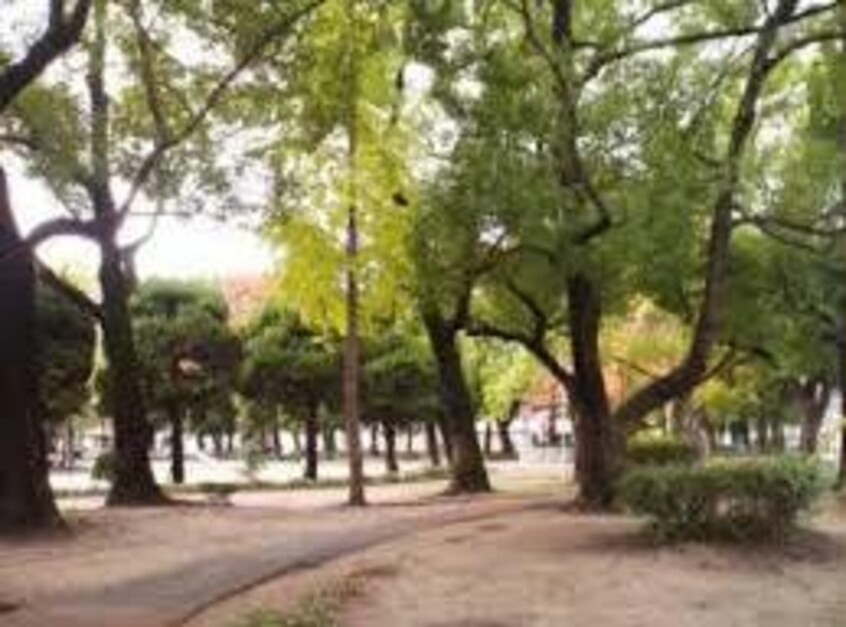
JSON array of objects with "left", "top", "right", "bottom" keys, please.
[{"left": 233, "top": 576, "right": 365, "bottom": 627}]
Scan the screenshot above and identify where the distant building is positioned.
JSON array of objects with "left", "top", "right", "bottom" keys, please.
[{"left": 218, "top": 275, "right": 271, "bottom": 326}]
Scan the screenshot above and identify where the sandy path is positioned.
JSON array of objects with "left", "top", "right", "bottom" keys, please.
[
  {"left": 192, "top": 508, "right": 846, "bottom": 627},
  {"left": 0, "top": 482, "right": 552, "bottom": 627}
]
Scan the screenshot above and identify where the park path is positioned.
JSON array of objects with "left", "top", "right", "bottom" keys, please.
[{"left": 0, "top": 485, "right": 556, "bottom": 627}]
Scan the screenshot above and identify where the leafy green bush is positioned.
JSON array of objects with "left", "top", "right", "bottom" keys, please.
[
  {"left": 626, "top": 432, "right": 698, "bottom": 467},
  {"left": 91, "top": 451, "right": 116, "bottom": 483},
  {"left": 618, "top": 456, "right": 825, "bottom": 541}
]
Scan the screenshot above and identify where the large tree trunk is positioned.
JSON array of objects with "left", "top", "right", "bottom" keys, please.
[
  {"left": 423, "top": 312, "right": 490, "bottom": 494},
  {"left": 0, "top": 169, "right": 60, "bottom": 531},
  {"left": 383, "top": 421, "right": 399, "bottom": 474},
  {"left": 304, "top": 406, "right": 319, "bottom": 481},
  {"left": 425, "top": 421, "right": 441, "bottom": 467},
  {"left": 88, "top": 0, "right": 161, "bottom": 506},
  {"left": 100, "top": 242, "right": 163, "bottom": 505},
  {"left": 168, "top": 401, "right": 185, "bottom": 485},
  {"left": 567, "top": 275, "right": 620, "bottom": 509}
]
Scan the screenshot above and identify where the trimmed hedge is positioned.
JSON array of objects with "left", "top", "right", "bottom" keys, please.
[
  {"left": 618, "top": 456, "right": 825, "bottom": 541},
  {"left": 626, "top": 433, "right": 698, "bottom": 467}
]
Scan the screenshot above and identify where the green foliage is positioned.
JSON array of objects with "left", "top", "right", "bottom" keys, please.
[
  {"left": 36, "top": 278, "right": 97, "bottom": 424},
  {"left": 626, "top": 432, "right": 698, "bottom": 467},
  {"left": 618, "top": 456, "right": 826, "bottom": 542},
  {"left": 362, "top": 329, "right": 440, "bottom": 428},
  {"left": 240, "top": 304, "right": 340, "bottom": 427},
  {"left": 132, "top": 279, "right": 241, "bottom": 425},
  {"left": 233, "top": 576, "right": 363, "bottom": 627}
]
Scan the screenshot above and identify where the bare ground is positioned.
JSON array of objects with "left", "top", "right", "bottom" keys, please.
[
  {"left": 0, "top": 479, "right": 551, "bottom": 626},
  {"left": 190, "top": 504, "right": 846, "bottom": 627}
]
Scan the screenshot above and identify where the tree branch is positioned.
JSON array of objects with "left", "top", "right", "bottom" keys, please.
[
  {"left": 117, "top": 0, "right": 325, "bottom": 219},
  {"left": 0, "top": 0, "right": 93, "bottom": 112}
]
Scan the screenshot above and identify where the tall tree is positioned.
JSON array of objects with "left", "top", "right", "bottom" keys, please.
[
  {"left": 241, "top": 306, "right": 341, "bottom": 482},
  {"left": 447, "top": 0, "right": 839, "bottom": 506},
  {"left": 132, "top": 280, "right": 240, "bottom": 484},
  {"left": 0, "top": 0, "right": 92, "bottom": 531}
]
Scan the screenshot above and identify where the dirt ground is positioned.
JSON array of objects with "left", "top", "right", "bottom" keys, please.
[{"left": 190, "top": 503, "right": 846, "bottom": 627}]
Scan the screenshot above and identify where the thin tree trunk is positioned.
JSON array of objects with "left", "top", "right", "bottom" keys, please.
[
  {"left": 169, "top": 402, "right": 185, "bottom": 485},
  {"left": 272, "top": 413, "right": 283, "bottom": 459},
  {"left": 323, "top": 426, "right": 337, "bottom": 460},
  {"left": 343, "top": 201, "right": 365, "bottom": 505},
  {"left": 65, "top": 418, "right": 76, "bottom": 469},
  {"left": 383, "top": 421, "right": 399, "bottom": 474},
  {"left": 405, "top": 425, "right": 415, "bottom": 455},
  {"left": 0, "top": 169, "right": 60, "bottom": 531},
  {"left": 425, "top": 421, "right": 441, "bottom": 467},
  {"left": 755, "top": 414, "right": 769, "bottom": 453},
  {"left": 304, "top": 407, "right": 319, "bottom": 481},
  {"left": 292, "top": 427, "right": 303, "bottom": 455},
  {"left": 369, "top": 423, "right": 380, "bottom": 456},
  {"left": 483, "top": 423, "right": 493, "bottom": 457},
  {"left": 498, "top": 402, "right": 518, "bottom": 458},
  {"left": 423, "top": 311, "right": 490, "bottom": 494}
]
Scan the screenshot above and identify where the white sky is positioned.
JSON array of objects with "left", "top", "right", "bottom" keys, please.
[{"left": 6, "top": 163, "right": 275, "bottom": 280}]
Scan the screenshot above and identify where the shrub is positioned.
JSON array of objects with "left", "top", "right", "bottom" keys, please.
[
  {"left": 626, "top": 432, "right": 698, "bottom": 467},
  {"left": 618, "top": 456, "right": 825, "bottom": 541}
]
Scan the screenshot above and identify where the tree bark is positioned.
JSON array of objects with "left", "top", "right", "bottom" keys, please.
[
  {"left": 0, "top": 0, "right": 92, "bottom": 113},
  {"left": 343, "top": 202, "right": 365, "bottom": 505},
  {"left": 100, "top": 240, "right": 162, "bottom": 504},
  {"left": 272, "top": 414, "right": 283, "bottom": 460},
  {"left": 304, "top": 406, "right": 319, "bottom": 481},
  {"left": 567, "top": 274, "right": 620, "bottom": 508},
  {"left": 797, "top": 378, "right": 830, "bottom": 454},
  {"left": 423, "top": 311, "right": 490, "bottom": 494},
  {"left": 498, "top": 401, "right": 519, "bottom": 458},
  {"left": 323, "top": 426, "right": 337, "bottom": 460},
  {"left": 483, "top": 422, "right": 493, "bottom": 457},
  {"left": 0, "top": 169, "right": 60, "bottom": 531},
  {"left": 168, "top": 401, "right": 185, "bottom": 485},
  {"left": 383, "top": 421, "right": 399, "bottom": 474},
  {"left": 425, "top": 421, "right": 441, "bottom": 467}
]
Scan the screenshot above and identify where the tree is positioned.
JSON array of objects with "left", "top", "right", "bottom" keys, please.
[
  {"left": 2, "top": 0, "right": 321, "bottom": 505},
  {"left": 413, "top": 0, "right": 840, "bottom": 507},
  {"left": 132, "top": 280, "right": 240, "bottom": 484},
  {"left": 241, "top": 306, "right": 340, "bottom": 482},
  {"left": 363, "top": 329, "right": 440, "bottom": 475},
  {"left": 0, "top": 0, "right": 92, "bottom": 531}
]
